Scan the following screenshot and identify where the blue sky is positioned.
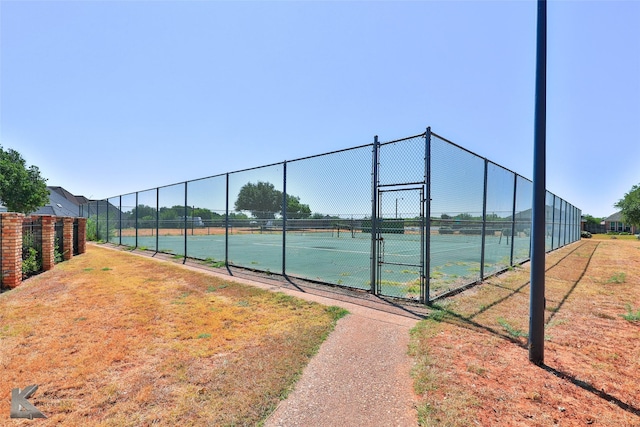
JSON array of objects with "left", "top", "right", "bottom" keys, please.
[{"left": 1, "top": 0, "right": 638, "bottom": 218}]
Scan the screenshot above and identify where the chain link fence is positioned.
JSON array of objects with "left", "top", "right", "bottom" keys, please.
[{"left": 81, "top": 128, "right": 581, "bottom": 304}]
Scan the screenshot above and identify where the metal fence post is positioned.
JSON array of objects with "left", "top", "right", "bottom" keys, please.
[
  {"left": 551, "top": 193, "right": 556, "bottom": 250},
  {"left": 184, "top": 182, "right": 188, "bottom": 263},
  {"left": 225, "top": 173, "right": 229, "bottom": 268},
  {"left": 370, "top": 136, "right": 379, "bottom": 294},
  {"left": 155, "top": 187, "right": 159, "bottom": 253},
  {"left": 480, "top": 159, "right": 488, "bottom": 280},
  {"left": 119, "top": 195, "right": 122, "bottom": 246},
  {"left": 105, "top": 198, "right": 109, "bottom": 243},
  {"left": 135, "top": 192, "right": 139, "bottom": 249},
  {"left": 510, "top": 174, "right": 518, "bottom": 266},
  {"left": 282, "top": 161, "right": 287, "bottom": 277},
  {"left": 560, "top": 199, "right": 564, "bottom": 246},
  {"left": 564, "top": 201, "right": 568, "bottom": 246},
  {"left": 424, "top": 127, "right": 432, "bottom": 304}
]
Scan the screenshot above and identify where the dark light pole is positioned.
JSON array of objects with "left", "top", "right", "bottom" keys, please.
[
  {"left": 395, "top": 197, "right": 403, "bottom": 219},
  {"left": 529, "top": 0, "right": 547, "bottom": 365}
]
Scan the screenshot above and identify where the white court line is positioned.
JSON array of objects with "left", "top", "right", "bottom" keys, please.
[
  {"left": 252, "top": 241, "right": 370, "bottom": 255},
  {"left": 252, "top": 242, "right": 423, "bottom": 259}
]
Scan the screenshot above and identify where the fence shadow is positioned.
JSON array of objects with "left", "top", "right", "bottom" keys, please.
[
  {"left": 451, "top": 241, "right": 592, "bottom": 322},
  {"left": 541, "top": 364, "right": 640, "bottom": 417},
  {"left": 545, "top": 241, "right": 600, "bottom": 325},
  {"left": 426, "top": 240, "right": 640, "bottom": 418}
]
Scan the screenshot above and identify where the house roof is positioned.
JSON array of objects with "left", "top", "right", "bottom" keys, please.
[
  {"left": 30, "top": 187, "right": 83, "bottom": 217},
  {"left": 48, "top": 186, "right": 87, "bottom": 206},
  {"left": 604, "top": 211, "right": 624, "bottom": 222}
]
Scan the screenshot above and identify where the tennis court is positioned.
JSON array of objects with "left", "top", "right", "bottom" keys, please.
[{"left": 115, "top": 226, "right": 535, "bottom": 300}]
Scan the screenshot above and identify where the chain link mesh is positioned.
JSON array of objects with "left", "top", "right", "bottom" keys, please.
[{"left": 84, "top": 130, "right": 582, "bottom": 304}]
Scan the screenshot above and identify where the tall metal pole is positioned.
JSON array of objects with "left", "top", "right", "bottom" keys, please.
[{"left": 529, "top": 0, "right": 547, "bottom": 365}]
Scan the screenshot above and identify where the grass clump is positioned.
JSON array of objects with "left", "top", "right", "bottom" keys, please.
[
  {"left": 497, "top": 317, "right": 528, "bottom": 339},
  {"left": 607, "top": 272, "right": 626, "bottom": 283},
  {"left": 621, "top": 304, "right": 640, "bottom": 322}
]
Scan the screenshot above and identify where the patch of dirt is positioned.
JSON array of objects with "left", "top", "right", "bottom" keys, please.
[{"left": 410, "top": 239, "right": 640, "bottom": 426}]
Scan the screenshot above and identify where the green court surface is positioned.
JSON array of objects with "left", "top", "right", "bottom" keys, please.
[{"left": 115, "top": 229, "right": 534, "bottom": 300}]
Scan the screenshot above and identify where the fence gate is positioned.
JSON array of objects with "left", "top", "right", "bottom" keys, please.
[{"left": 375, "top": 187, "right": 426, "bottom": 302}]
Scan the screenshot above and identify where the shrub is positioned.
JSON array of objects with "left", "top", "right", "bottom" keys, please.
[
  {"left": 438, "top": 226, "right": 454, "bottom": 235},
  {"left": 581, "top": 231, "right": 592, "bottom": 239},
  {"left": 86, "top": 217, "right": 111, "bottom": 242},
  {"left": 22, "top": 247, "right": 42, "bottom": 278}
]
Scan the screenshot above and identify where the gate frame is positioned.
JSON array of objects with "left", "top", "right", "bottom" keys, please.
[
  {"left": 375, "top": 186, "right": 426, "bottom": 302},
  {"left": 371, "top": 130, "right": 430, "bottom": 304}
]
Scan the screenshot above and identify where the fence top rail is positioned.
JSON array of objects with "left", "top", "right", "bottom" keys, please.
[
  {"left": 431, "top": 130, "right": 525, "bottom": 179},
  {"left": 431, "top": 131, "right": 572, "bottom": 201},
  {"left": 91, "top": 128, "right": 574, "bottom": 210},
  {"left": 378, "top": 132, "right": 426, "bottom": 146},
  {"left": 101, "top": 142, "right": 376, "bottom": 200}
]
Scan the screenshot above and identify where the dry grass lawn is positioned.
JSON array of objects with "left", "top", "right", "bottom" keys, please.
[
  {"left": 410, "top": 238, "right": 640, "bottom": 426},
  {"left": 0, "top": 245, "right": 346, "bottom": 426}
]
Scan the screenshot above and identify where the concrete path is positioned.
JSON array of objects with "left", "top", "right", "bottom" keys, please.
[{"left": 263, "top": 309, "right": 419, "bottom": 427}]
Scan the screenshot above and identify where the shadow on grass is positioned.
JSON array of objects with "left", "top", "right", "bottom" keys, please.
[
  {"left": 545, "top": 241, "right": 600, "bottom": 325},
  {"left": 449, "top": 241, "right": 596, "bottom": 322},
  {"left": 426, "top": 240, "right": 640, "bottom": 418},
  {"left": 541, "top": 364, "right": 640, "bottom": 417}
]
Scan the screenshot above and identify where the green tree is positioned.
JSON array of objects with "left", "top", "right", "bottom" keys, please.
[
  {"left": 286, "top": 195, "right": 311, "bottom": 219},
  {"left": 0, "top": 146, "right": 49, "bottom": 213},
  {"left": 131, "top": 204, "right": 157, "bottom": 219},
  {"left": 234, "top": 181, "right": 312, "bottom": 219},
  {"left": 235, "top": 181, "right": 283, "bottom": 219},
  {"left": 583, "top": 214, "right": 603, "bottom": 226},
  {"left": 615, "top": 184, "right": 640, "bottom": 228}
]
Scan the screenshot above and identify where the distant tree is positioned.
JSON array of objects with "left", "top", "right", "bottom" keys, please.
[
  {"left": 0, "top": 146, "right": 49, "bottom": 213},
  {"left": 235, "top": 181, "right": 282, "bottom": 219},
  {"left": 234, "top": 181, "right": 312, "bottom": 219},
  {"left": 192, "top": 207, "right": 220, "bottom": 220},
  {"left": 615, "top": 184, "right": 640, "bottom": 228},
  {"left": 131, "top": 204, "right": 157, "bottom": 219},
  {"left": 285, "top": 195, "right": 311, "bottom": 219},
  {"left": 454, "top": 213, "right": 474, "bottom": 221},
  {"left": 228, "top": 212, "right": 249, "bottom": 220},
  {"left": 583, "top": 214, "right": 603, "bottom": 226}
]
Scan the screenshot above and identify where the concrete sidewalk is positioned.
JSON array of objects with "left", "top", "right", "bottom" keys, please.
[{"left": 264, "top": 309, "right": 419, "bottom": 427}]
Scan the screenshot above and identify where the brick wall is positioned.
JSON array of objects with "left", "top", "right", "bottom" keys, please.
[
  {"left": 0, "top": 213, "right": 87, "bottom": 289},
  {"left": 76, "top": 217, "right": 87, "bottom": 255},
  {"left": 63, "top": 217, "right": 74, "bottom": 261},
  {"left": 1, "top": 213, "right": 24, "bottom": 289}
]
